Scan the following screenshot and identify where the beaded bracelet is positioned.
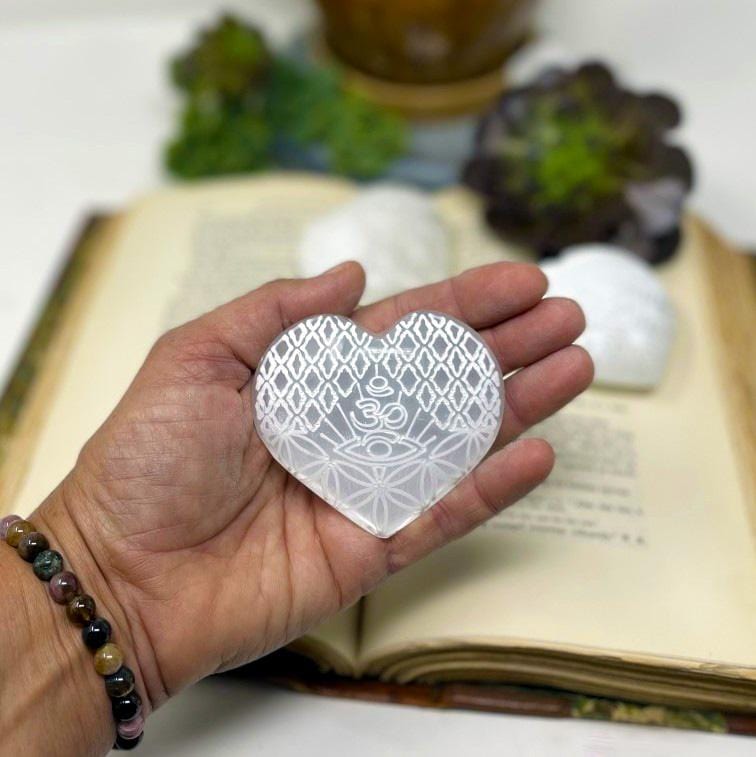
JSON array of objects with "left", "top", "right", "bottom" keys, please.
[{"left": 1, "top": 513, "right": 145, "bottom": 750}]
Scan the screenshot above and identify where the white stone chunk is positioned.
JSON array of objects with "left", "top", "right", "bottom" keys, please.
[
  {"left": 541, "top": 245, "right": 676, "bottom": 390},
  {"left": 298, "top": 185, "right": 450, "bottom": 304}
]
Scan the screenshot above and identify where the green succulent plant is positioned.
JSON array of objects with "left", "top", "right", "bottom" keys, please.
[
  {"left": 171, "top": 15, "right": 271, "bottom": 101},
  {"left": 463, "top": 62, "right": 693, "bottom": 262},
  {"left": 325, "top": 91, "right": 406, "bottom": 177},
  {"left": 165, "top": 15, "right": 406, "bottom": 180},
  {"left": 521, "top": 104, "right": 625, "bottom": 210},
  {"left": 165, "top": 98, "right": 272, "bottom": 178}
]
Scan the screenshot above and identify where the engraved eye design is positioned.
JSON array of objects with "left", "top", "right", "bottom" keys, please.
[{"left": 334, "top": 431, "right": 426, "bottom": 464}]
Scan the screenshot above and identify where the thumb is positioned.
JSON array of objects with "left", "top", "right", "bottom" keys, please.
[
  {"left": 207, "top": 261, "right": 366, "bottom": 367},
  {"left": 141, "top": 262, "right": 366, "bottom": 388}
]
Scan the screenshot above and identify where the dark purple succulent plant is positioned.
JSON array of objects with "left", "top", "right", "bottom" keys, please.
[{"left": 462, "top": 61, "right": 693, "bottom": 263}]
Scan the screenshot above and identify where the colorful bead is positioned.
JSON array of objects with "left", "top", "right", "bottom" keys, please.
[
  {"left": 112, "top": 691, "right": 142, "bottom": 722},
  {"left": 114, "top": 732, "right": 143, "bottom": 750},
  {"left": 82, "top": 618, "right": 112, "bottom": 649},
  {"left": 0, "top": 514, "right": 22, "bottom": 540},
  {"left": 104, "top": 667, "right": 135, "bottom": 698},
  {"left": 18, "top": 532, "right": 50, "bottom": 562},
  {"left": 116, "top": 713, "right": 144, "bottom": 740},
  {"left": 5, "top": 519, "right": 34, "bottom": 547},
  {"left": 3, "top": 522, "right": 146, "bottom": 748},
  {"left": 32, "top": 549, "right": 63, "bottom": 580},
  {"left": 94, "top": 642, "right": 123, "bottom": 676},
  {"left": 66, "top": 594, "right": 96, "bottom": 625},
  {"left": 49, "top": 571, "right": 80, "bottom": 604}
]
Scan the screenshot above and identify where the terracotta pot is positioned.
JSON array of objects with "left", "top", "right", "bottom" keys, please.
[{"left": 315, "top": 0, "right": 537, "bottom": 85}]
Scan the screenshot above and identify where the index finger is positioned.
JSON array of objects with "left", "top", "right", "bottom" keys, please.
[{"left": 353, "top": 262, "right": 548, "bottom": 333}]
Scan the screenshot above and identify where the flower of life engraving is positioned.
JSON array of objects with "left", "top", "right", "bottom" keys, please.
[{"left": 254, "top": 311, "right": 504, "bottom": 538}]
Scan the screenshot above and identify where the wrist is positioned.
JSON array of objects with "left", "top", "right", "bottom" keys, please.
[
  {"left": 0, "top": 516, "right": 113, "bottom": 756},
  {"left": 1, "top": 474, "right": 159, "bottom": 754},
  {"left": 32, "top": 475, "right": 161, "bottom": 715}
]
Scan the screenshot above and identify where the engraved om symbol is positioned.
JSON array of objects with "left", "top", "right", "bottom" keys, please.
[{"left": 336, "top": 373, "right": 424, "bottom": 464}]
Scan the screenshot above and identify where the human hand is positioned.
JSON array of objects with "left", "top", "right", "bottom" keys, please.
[{"left": 34, "top": 261, "right": 592, "bottom": 717}]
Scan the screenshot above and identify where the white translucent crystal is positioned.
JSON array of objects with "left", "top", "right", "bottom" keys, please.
[
  {"left": 541, "top": 245, "right": 676, "bottom": 390},
  {"left": 297, "top": 185, "right": 450, "bottom": 303},
  {"left": 254, "top": 312, "right": 503, "bottom": 538}
]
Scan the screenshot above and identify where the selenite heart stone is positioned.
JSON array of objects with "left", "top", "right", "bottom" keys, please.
[{"left": 253, "top": 312, "right": 504, "bottom": 538}]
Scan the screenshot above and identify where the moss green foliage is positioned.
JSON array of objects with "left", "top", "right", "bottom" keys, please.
[
  {"left": 463, "top": 62, "right": 692, "bottom": 260},
  {"left": 265, "top": 59, "right": 340, "bottom": 147},
  {"left": 165, "top": 15, "right": 406, "bottom": 180},
  {"left": 501, "top": 97, "right": 628, "bottom": 212},
  {"left": 326, "top": 91, "right": 407, "bottom": 177},
  {"left": 528, "top": 107, "right": 624, "bottom": 210},
  {"left": 165, "top": 99, "right": 272, "bottom": 178},
  {"left": 171, "top": 16, "right": 271, "bottom": 101},
  {"left": 265, "top": 59, "right": 406, "bottom": 177},
  {"left": 573, "top": 696, "right": 727, "bottom": 733}
]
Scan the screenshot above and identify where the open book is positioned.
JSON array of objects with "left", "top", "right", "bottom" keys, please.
[{"left": 1, "top": 174, "right": 755, "bottom": 730}]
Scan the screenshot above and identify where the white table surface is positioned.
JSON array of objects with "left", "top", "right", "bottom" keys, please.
[{"left": 1, "top": 2, "right": 754, "bottom": 754}]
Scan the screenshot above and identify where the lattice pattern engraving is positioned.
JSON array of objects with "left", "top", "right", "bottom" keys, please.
[{"left": 254, "top": 312, "right": 503, "bottom": 537}]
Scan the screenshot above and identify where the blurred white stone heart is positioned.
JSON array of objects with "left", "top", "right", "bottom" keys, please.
[
  {"left": 298, "top": 185, "right": 450, "bottom": 303},
  {"left": 541, "top": 245, "right": 676, "bottom": 390},
  {"left": 254, "top": 312, "right": 503, "bottom": 538}
]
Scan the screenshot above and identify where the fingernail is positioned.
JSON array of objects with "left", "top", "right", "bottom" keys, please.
[{"left": 322, "top": 261, "right": 353, "bottom": 276}]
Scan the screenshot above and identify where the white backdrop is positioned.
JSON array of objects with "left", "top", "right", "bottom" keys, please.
[
  {"left": 0, "top": 2, "right": 754, "bottom": 754},
  {"left": 1, "top": 0, "right": 755, "bottom": 390}
]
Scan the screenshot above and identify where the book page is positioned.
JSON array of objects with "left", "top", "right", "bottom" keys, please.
[
  {"left": 359, "top": 189, "right": 756, "bottom": 677},
  {"left": 6, "top": 173, "right": 360, "bottom": 670},
  {"left": 5, "top": 176, "right": 754, "bottom": 688}
]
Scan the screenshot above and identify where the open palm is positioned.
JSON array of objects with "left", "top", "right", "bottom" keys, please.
[{"left": 35, "top": 261, "right": 592, "bottom": 713}]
